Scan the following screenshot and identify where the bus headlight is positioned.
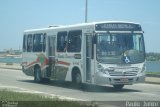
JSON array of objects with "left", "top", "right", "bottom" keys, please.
[
  {"left": 140, "top": 64, "right": 146, "bottom": 73},
  {"left": 139, "top": 64, "right": 146, "bottom": 73},
  {"left": 97, "top": 64, "right": 109, "bottom": 75}
]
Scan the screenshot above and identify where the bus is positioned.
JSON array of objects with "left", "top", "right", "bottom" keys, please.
[{"left": 22, "top": 21, "right": 146, "bottom": 89}]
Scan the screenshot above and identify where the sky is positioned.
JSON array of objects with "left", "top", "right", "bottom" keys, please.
[{"left": 0, "top": 0, "right": 160, "bottom": 52}]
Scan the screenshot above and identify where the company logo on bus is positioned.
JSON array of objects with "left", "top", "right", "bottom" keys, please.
[{"left": 95, "top": 23, "right": 142, "bottom": 31}]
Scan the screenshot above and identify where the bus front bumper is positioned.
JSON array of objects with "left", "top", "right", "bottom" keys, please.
[{"left": 94, "top": 72, "right": 145, "bottom": 86}]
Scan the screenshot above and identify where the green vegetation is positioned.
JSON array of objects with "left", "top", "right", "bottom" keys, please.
[
  {"left": 146, "top": 52, "right": 160, "bottom": 61},
  {"left": 0, "top": 90, "right": 55, "bottom": 101},
  {"left": 146, "top": 72, "right": 160, "bottom": 75},
  {"left": 0, "top": 90, "right": 93, "bottom": 107}
]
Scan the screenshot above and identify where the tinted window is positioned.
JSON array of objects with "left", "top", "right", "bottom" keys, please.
[
  {"left": 33, "top": 33, "right": 46, "bottom": 52},
  {"left": 67, "top": 30, "right": 82, "bottom": 52},
  {"left": 57, "top": 31, "right": 67, "bottom": 52},
  {"left": 96, "top": 33, "right": 145, "bottom": 64}
]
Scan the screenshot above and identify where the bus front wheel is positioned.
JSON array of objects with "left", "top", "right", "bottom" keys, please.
[
  {"left": 72, "top": 71, "right": 82, "bottom": 87},
  {"left": 75, "top": 73, "right": 82, "bottom": 84}
]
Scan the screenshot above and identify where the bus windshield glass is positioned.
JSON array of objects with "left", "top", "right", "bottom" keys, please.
[{"left": 96, "top": 33, "right": 145, "bottom": 64}]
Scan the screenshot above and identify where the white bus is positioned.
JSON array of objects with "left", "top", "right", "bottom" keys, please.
[{"left": 22, "top": 21, "right": 146, "bottom": 89}]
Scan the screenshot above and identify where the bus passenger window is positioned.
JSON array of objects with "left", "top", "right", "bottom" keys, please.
[
  {"left": 57, "top": 31, "right": 67, "bottom": 52},
  {"left": 67, "top": 30, "right": 82, "bottom": 52},
  {"left": 27, "top": 34, "right": 32, "bottom": 52},
  {"left": 33, "top": 34, "right": 43, "bottom": 52}
]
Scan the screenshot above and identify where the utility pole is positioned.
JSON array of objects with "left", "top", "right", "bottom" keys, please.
[{"left": 85, "top": 0, "right": 88, "bottom": 23}]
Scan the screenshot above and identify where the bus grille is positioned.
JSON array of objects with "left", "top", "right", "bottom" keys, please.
[{"left": 108, "top": 70, "right": 138, "bottom": 76}]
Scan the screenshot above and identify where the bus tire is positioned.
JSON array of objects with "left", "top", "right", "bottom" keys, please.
[
  {"left": 72, "top": 70, "right": 82, "bottom": 88},
  {"left": 113, "top": 85, "right": 124, "bottom": 90},
  {"left": 34, "top": 66, "right": 42, "bottom": 83},
  {"left": 75, "top": 72, "right": 82, "bottom": 84}
]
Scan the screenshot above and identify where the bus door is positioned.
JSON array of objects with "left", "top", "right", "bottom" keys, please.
[
  {"left": 86, "top": 34, "right": 92, "bottom": 82},
  {"left": 47, "top": 36, "right": 56, "bottom": 78}
]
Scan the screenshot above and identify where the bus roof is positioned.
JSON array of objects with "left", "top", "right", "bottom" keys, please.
[{"left": 24, "top": 21, "right": 141, "bottom": 33}]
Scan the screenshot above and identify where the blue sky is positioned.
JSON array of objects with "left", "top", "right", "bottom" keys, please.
[{"left": 0, "top": 0, "right": 160, "bottom": 52}]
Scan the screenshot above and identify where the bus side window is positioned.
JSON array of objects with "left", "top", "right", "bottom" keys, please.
[
  {"left": 33, "top": 34, "right": 43, "bottom": 52},
  {"left": 23, "top": 35, "right": 27, "bottom": 52},
  {"left": 57, "top": 31, "right": 67, "bottom": 52},
  {"left": 67, "top": 30, "right": 82, "bottom": 52},
  {"left": 27, "top": 34, "right": 33, "bottom": 52}
]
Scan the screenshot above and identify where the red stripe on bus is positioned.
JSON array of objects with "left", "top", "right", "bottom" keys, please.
[{"left": 57, "top": 61, "right": 70, "bottom": 66}]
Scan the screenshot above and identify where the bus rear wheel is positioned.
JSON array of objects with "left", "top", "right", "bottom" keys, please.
[{"left": 34, "top": 66, "right": 42, "bottom": 83}]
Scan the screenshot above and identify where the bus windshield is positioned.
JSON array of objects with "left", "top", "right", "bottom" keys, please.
[{"left": 96, "top": 33, "right": 145, "bottom": 64}]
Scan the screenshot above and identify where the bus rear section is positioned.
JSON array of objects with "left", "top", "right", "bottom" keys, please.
[{"left": 22, "top": 32, "right": 52, "bottom": 82}]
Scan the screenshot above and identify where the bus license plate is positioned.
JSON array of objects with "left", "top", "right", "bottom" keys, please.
[{"left": 120, "top": 78, "right": 128, "bottom": 82}]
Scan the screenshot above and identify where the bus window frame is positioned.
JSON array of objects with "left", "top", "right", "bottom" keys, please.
[
  {"left": 57, "top": 31, "right": 68, "bottom": 52},
  {"left": 67, "top": 30, "right": 82, "bottom": 53},
  {"left": 33, "top": 33, "right": 46, "bottom": 52}
]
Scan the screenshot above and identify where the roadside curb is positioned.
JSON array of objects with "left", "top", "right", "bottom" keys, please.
[
  {"left": 145, "top": 76, "right": 160, "bottom": 85},
  {"left": 145, "top": 81, "right": 160, "bottom": 85},
  {"left": 0, "top": 67, "right": 21, "bottom": 70},
  {"left": 0, "top": 63, "right": 21, "bottom": 70}
]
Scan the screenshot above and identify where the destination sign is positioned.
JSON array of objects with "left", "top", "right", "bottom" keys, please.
[{"left": 95, "top": 23, "right": 142, "bottom": 31}]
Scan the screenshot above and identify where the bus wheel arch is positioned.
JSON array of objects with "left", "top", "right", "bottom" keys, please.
[
  {"left": 71, "top": 67, "right": 82, "bottom": 84},
  {"left": 34, "top": 64, "right": 42, "bottom": 83}
]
